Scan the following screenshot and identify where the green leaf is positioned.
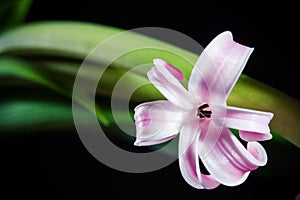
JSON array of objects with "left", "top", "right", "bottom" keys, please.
[
  {"left": 0, "top": 94, "right": 133, "bottom": 133},
  {"left": 0, "top": 0, "right": 32, "bottom": 32},
  {"left": 0, "top": 21, "right": 196, "bottom": 76},
  {"left": 0, "top": 98, "right": 75, "bottom": 132},
  {"left": 0, "top": 56, "right": 109, "bottom": 125},
  {"left": 0, "top": 21, "right": 122, "bottom": 59},
  {"left": 35, "top": 59, "right": 163, "bottom": 101}
]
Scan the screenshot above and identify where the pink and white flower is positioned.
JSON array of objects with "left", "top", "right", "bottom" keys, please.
[{"left": 134, "top": 31, "right": 273, "bottom": 189}]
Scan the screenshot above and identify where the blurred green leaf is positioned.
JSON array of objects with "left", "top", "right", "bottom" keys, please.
[
  {"left": 36, "top": 59, "right": 163, "bottom": 101},
  {"left": 0, "top": 97, "right": 75, "bottom": 132},
  {"left": 0, "top": 0, "right": 32, "bottom": 32},
  {"left": 0, "top": 56, "right": 109, "bottom": 125},
  {"left": 0, "top": 94, "right": 133, "bottom": 133},
  {"left": 0, "top": 21, "right": 195, "bottom": 77}
]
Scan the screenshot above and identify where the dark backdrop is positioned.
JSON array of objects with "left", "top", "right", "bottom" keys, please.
[{"left": 2, "top": 1, "right": 299, "bottom": 200}]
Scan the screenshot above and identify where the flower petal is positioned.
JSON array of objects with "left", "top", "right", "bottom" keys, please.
[
  {"left": 201, "top": 125, "right": 267, "bottom": 186},
  {"left": 223, "top": 106, "right": 273, "bottom": 141},
  {"left": 148, "top": 62, "right": 194, "bottom": 110},
  {"left": 239, "top": 131, "right": 272, "bottom": 142},
  {"left": 153, "top": 58, "right": 184, "bottom": 81},
  {"left": 188, "top": 31, "right": 254, "bottom": 104},
  {"left": 134, "top": 100, "right": 183, "bottom": 146},
  {"left": 179, "top": 120, "right": 220, "bottom": 189}
]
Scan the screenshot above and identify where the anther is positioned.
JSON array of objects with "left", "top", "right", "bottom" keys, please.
[{"left": 197, "top": 103, "right": 212, "bottom": 118}]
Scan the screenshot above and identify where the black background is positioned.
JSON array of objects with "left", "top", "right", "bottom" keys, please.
[{"left": 1, "top": 1, "right": 299, "bottom": 200}]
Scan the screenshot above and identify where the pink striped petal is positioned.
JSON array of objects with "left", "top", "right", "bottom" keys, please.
[
  {"left": 223, "top": 106, "right": 273, "bottom": 141},
  {"left": 153, "top": 58, "right": 184, "bottom": 81},
  {"left": 201, "top": 126, "right": 268, "bottom": 186},
  {"left": 134, "top": 100, "right": 183, "bottom": 146},
  {"left": 239, "top": 131, "right": 272, "bottom": 142},
  {"left": 148, "top": 63, "right": 194, "bottom": 110},
  {"left": 179, "top": 120, "right": 220, "bottom": 189},
  {"left": 188, "top": 31, "right": 254, "bottom": 104}
]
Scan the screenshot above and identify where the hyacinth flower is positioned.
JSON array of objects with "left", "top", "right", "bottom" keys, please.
[{"left": 134, "top": 31, "right": 274, "bottom": 189}]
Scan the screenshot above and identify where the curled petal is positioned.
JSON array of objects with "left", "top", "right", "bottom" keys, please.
[
  {"left": 188, "top": 31, "right": 253, "bottom": 104},
  {"left": 223, "top": 106, "right": 273, "bottom": 141},
  {"left": 179, "top": 120, "right": 220, "bottom": 189},
  {"left": 239, "top": 131, "right": 272, "bottom": 142},
  {"left": 201, "top": 126, "right": 267, "bottom": 186},
  {"left": 134, "top": 100, "right": 183, "bottom": 146},
  {"left": 148, "top": 62, "right": 194, "bottom": 110}
]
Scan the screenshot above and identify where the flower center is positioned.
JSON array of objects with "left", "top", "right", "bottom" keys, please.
[{"left": 197, "top": 103, "right": 212, "bottom": 118}]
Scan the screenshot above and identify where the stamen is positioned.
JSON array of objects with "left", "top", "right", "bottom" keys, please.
[{"left": 197, "top": 103, "right": 212, "bottom": 118}]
